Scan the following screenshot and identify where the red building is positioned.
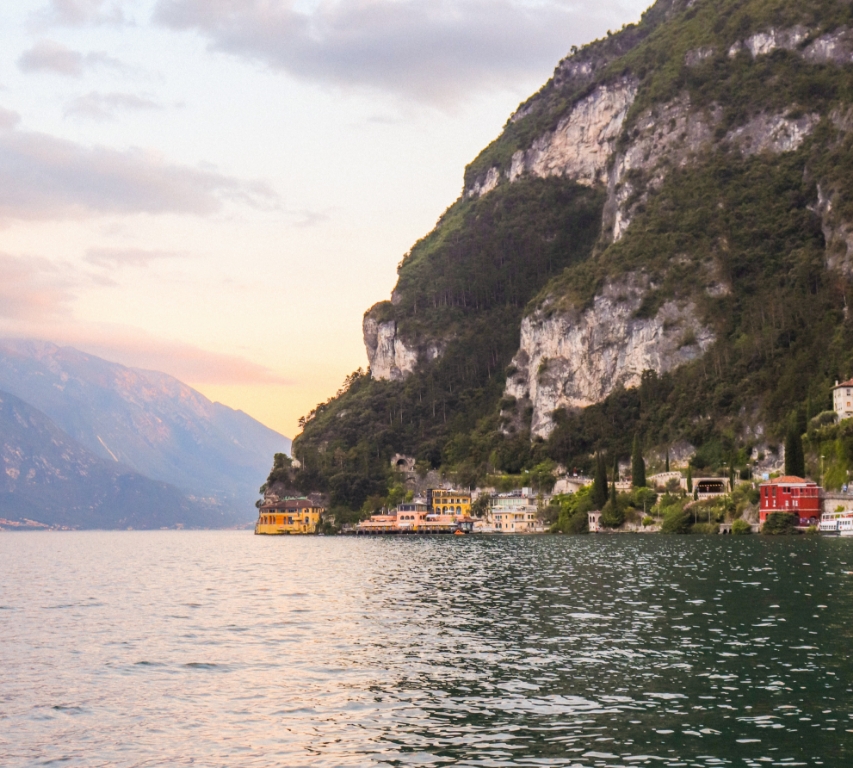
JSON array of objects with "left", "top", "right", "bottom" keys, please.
[{"left": 759, "top": 476, "right": 822, "bottom": 526}]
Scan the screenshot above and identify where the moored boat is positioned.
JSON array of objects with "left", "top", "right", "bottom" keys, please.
[{"left": 819, "top": 510, "right": 853, "bottom": 536}]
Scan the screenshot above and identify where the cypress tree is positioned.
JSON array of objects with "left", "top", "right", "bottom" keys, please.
[
  {"left": 665, "top": 449, "right": 670, "bottom": 473},
  {"left": 613, "top": 456, "right": 619, "bottom": 482},
  {"left": 785, "top": 424, "right": 805, "bottom": 478},
  {"left": 631, "top": 435, "right": 646, "bottom": 488},
  {"left": 592, "top": 453, "right": 608, "bottom": 509},
  {"left": 686, "top": 464, "right": 693, "bottom": 493}
]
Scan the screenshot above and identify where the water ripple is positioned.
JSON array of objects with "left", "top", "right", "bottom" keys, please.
[{"left": 1, "top": 533, "right": 852, "bottom": 766}]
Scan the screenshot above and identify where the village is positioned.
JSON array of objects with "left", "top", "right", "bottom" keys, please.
[{"left": 255, "top": 379, "right": 853, "bottom": 537}]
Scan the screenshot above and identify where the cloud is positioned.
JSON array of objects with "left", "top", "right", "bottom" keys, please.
[
  {"left": 18, "top": 40, "right": 127, "bottom": 77},
  {"left": 36, "top": 0, "right": 127, "bottom": 27},
  {"left": 0, "top": 108, "right": 21, "bottom": 130},
  {"left": 85, "top": 246, "right": 186, "bottom": 267},
  {"left": 65, "top": 92, "right": 163, "bottom": 121},
  {"left": 0, "top": 124, "right": 276, "bottom": 222},
  {"left": 0, "top": 253, "right": 75, "bottom": 321},
  {"left": 153, "top": 0, "right": 646, "bottom": 104}
]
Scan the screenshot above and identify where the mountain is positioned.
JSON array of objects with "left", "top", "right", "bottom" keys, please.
[
  {"left": 287, "top": 0, "right": 853, "bottom": 510},
  {"left": 0, "top": 340, "right": 291, "bottom": 508},
  {"left": 0, "top": 390, "right": 229, "bottom": 530}
]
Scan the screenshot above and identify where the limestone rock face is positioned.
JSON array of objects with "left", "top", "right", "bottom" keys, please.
[
  {"left": 503, "top": 278, "right": 715, "bottom": 439},
  {"left": 363, "top": 317, "right": 418, "bottom": 381},
  {"left": 467, "top": 78, "right": 638, "bottom": 198}
]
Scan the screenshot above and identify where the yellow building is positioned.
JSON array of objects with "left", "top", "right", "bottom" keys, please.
[
  {"left": 428, "top": 489, "right": 472, "bottom": 516},
  {"left": 255, "top": 498, "right": 324, "bottom": 535}
]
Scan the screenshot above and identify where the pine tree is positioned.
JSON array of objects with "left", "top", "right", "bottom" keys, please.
[
  {"left": 631, "top": 435, "right": 646, "bottom": 488},
  {"left": 592, "top": 453, "right": 608, "bottom": 509}
]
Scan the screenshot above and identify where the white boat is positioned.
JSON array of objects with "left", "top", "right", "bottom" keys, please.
[{"left": 819, "top": 510, "right": 853, "bottom": 536}]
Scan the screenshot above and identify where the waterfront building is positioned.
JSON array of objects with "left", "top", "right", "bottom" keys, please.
[
  {"left": 490, "top": 488, "right": 542, "bottom": 532},
  {"left": 588, "top": 510, "right": 602, "bottom": 532},
  {"left": 758, "top": 476, "right": 822, "bottom": 526},
  {"left": 427, "top": 488, "right": 472, "bottom": 516},
  {"left": 833, "top": 378, "right": 853, "bottom": 421},
  {"left": 492, "top": 508, "right": 540, "bottom": 532},
  {"left": 256, "top": 498, "right": 324, "bottom": 535}
]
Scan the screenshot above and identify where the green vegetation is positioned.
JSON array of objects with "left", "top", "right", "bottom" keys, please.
[
  {"left": 284, "top": 0, "right": 853, "bottom": 512},
  {"left": 631, "top": 435, "right": 647, "bottom": 488},
  {"left": 550, "top": 487, "right": 593, "bottom": 534},
  {"left": 291, "top": 178, "right": 604, "bottom": 509},
  {"left": 732, "top": 518, "right": 753, "bottom": 534},
  {"left": 763, "top": 511, "right": 799, "bottom": 534}
]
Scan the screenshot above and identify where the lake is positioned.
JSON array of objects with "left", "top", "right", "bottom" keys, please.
[{"left": 1, "top": 532, "right": 851, "bottom": 767}]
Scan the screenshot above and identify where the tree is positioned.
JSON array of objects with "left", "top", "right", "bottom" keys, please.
[
  {"left": 601, "top": 480, "right": 625, "bottom": 527},
  {"left": 613, "top": 456, "right": 619, "bottom": 482},
  {"left": 665, "top": 449, "right": 670, "bottom": 472},
  {"left": 784, "top": 419, "right": 805, "bottom": 478},
  {"left": 592, "top": 453, "right": 608, "bottom": 509},
  {"left": 732, "top": 519, "right": 752, "bottom": 535},
  {"left": 631, "top": 434, "right": 646, "bottom": 488},
  {"left": 763, "top": 512, "right": 797, "bottom": 535},
  {"left": 686, "top": 464, "right": 693, "bottom": 493}
]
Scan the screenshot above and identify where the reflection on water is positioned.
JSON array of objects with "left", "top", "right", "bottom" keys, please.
[{"left": 1, "top": 533, "right": 852, "bottom": 766}]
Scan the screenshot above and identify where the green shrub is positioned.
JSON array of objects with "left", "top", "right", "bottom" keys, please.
[
  {"left": 642, "top": 515, "right": 655, "bottom": 527},
  {"left": 731, "top": 519, "right": 752, "bottom": 535},
  {"left": 600, "top": 499, "right": 625, "bottom": 528},
  {"left": 762, "top": 512, "right": 797, "bottom": 536},
  {"left": 692, "top": 522, "right": 719, "bottom": 535},
  {"left": 661, "top": 508, "right": 692, "bottom": 534}
]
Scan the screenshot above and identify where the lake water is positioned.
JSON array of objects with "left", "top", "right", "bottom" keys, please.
[{"left": 1, "top": 532, "right": 852, "bottom": 767}]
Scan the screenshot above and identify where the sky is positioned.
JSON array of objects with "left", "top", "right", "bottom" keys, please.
[{"left": 0, "top": 0, "right": 653, "bottom": 439}]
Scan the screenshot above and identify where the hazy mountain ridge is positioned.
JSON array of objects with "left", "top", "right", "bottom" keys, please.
[
  {"left": 0, "top": 389, "right": 229, "bottom": 530},
  {"left": 0, "top": 340, "right": 291, "bottom": 513}
]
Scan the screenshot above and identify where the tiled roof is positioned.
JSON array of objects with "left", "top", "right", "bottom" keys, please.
[
  {"left": 765, "top": 476, "right": 811, "bottom": 484},
  {"left": 834, "top": 378, "right": 853, "bottom": 388}
]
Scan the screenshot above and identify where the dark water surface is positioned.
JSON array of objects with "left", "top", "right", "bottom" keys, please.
[{"left": 2, "top": 532, "right": 853, "bottom": 767}]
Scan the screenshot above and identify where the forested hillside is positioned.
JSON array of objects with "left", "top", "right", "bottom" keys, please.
[{"left": 285, "top": 0, "right": 853, "bottom": 514}]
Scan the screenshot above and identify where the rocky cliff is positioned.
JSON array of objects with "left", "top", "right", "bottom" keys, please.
[
  {"left": 292, "top": 0, "right": 853, "bottom": 506},
  {"left": 504, "top": 278, "right": 715, "bottom": 438}
]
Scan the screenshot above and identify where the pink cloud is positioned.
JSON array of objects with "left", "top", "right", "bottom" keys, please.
[
  {"left": 153, "top": 0, "right": 641, "bottom": 105},
  {"left": 0, "top": 252, "right": 75, "bottom": 321},
  {"left": 65, "top": 92, "right": 163, "bottom": 121},
  {"left": 0, "top": 125, "right": 276, "bottom": 222},
  {"left": 35, "top": 0, "right": 127, "bottom": 27},
  {"left": 18, "top": 40, "right": 126, "bottom": 77}
]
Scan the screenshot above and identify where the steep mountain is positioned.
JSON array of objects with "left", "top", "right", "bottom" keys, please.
[
  {"left": 0, "top": 390, "right": 229, "bottom": 530},
  {"left": 290, "top": 0, "right": 853, "bottom": 510},
  {"left": 0, "top": 340, "right": 291, "bottom": 506}
]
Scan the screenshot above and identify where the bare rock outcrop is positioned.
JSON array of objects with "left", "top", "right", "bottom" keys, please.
[
  {"left": 467, "top": 77, "right": 638, "bottom": 198},
  {"left": 363, "top": 316, "right": 443, "bottom": 382},
  {"left": 503, "top": 277, "right": 714, "bottom": 439}
]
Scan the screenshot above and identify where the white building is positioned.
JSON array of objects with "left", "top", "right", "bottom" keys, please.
[
  {"left": 834, "top": 379, "right": 853, "bottom": 421},
  {"left": 588, "top": 510, "right": 602, "bottom": 532}
]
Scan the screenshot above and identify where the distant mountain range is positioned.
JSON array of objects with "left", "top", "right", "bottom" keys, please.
[{"left": 0, "top": 340, "right": 290, "bottom": 529}]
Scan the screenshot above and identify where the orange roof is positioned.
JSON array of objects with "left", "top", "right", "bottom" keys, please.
[
  {"left": 834, "top": 378, "right": 853, "bottom": 389},
  {"left": 763, "top": 476, "right": 813, "bottom": 485}
]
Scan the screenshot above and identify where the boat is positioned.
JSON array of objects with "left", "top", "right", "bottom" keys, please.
[{"left": 819, "top": 510, "right": 853, "bottom": 536}]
